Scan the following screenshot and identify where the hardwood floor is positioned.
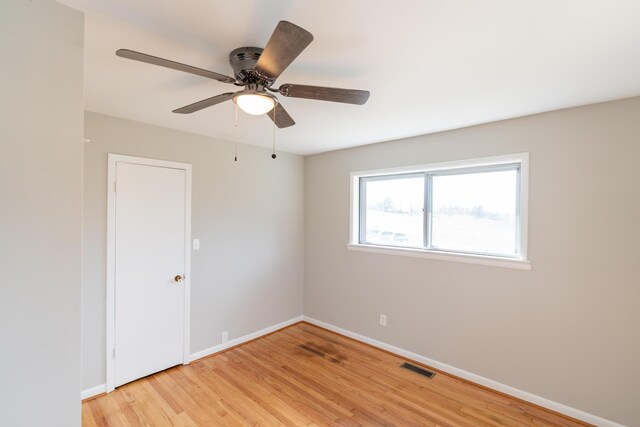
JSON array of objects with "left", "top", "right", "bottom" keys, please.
[{"left": 83, "top": 322, "right": 591, "bottom": 426}]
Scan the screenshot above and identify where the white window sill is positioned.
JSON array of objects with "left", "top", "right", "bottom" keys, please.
[{"left": 346, "top": 243, "right": 531, "bottom": 270}]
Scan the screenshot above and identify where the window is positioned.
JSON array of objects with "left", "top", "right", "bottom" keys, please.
[
  {"left": 350, "top": 154, "right": 529, "bottom": 268},
  {"left": 360, "top": 173, "right": 424, "bottom": 249}
]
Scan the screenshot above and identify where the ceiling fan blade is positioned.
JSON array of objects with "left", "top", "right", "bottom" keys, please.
[
  {"left": 173, "top": 93, "right": 235, "bottom": 114},
  {"left": 279, "top": 84, "right": 370, "bottom": 105},
  {"left": 268, "top": 103, "right": 296, "bottom": 128},
  {"left": 116, "top": 49, "right": 236, "bottom": 84},
  {"left": 254, "top": 21, "right": 313, "bottom": 82}
]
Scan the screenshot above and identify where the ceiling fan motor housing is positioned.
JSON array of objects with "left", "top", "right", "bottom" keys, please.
[{"left": 229, "top": 47, "right": 265, "bottom": 84}]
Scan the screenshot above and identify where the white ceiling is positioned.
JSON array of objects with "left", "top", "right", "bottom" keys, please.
[{"left": 62, "top": 0, "right": 640, "bottom": 155}]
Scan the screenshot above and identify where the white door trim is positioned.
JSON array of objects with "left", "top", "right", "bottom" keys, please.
[{"left": 106, "top": 153, "right": 192, "bottom": 393}]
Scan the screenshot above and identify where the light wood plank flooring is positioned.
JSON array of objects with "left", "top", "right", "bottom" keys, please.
[{"left": 83, "top": 322, "right": 591, "bottom": 426}]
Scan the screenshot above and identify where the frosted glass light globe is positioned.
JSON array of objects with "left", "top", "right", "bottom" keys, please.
[{"left": 234, "top": 92, "right": 276, "bottom": 115}]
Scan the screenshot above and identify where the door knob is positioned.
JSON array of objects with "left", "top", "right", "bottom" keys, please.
[{"left": 174, "top": 275, "right": 184, "bottom": 283}]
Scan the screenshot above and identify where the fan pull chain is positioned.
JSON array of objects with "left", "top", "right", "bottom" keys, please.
[
  {"left": 234, "top": 103, "right": 239, "bottom": 162},
  {"left": 271, "top": 106, "right": 277, "bottom": 159}
]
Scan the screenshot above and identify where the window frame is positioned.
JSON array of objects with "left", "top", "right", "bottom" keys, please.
[{"left": 348, "top": 153, "right": 530, "bottom": 270}]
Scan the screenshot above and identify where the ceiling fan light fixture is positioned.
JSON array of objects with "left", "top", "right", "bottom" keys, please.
[{"left": 233, "top": 90, "right": 277, "bottom": 115}]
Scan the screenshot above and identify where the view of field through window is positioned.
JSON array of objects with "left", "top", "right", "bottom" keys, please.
[
  {"left": 431, "top": 169, "right": 517, "bottom": 256},
  {"left": 364, "top": 175, "right": 424, "bottom": 248},
  {"left": 361, "top": 167, "right": 519, "bottom": 257}
]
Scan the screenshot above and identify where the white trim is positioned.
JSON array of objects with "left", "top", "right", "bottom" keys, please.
[
  {"left": 346, "top": 243, "right": 532, "bottom": 270},
  {"left": 183, "top": 164, "right": 192, "bottom": 364},
  {"left": 190, "top": 316, "right": 304, "bottom": 362},
  {"left": 351, "top": 153, "right": 530, "bottom": 179},
  {"left": 81, "top": 384, "right": 106, "bottom": 400},
  {"left": 302, "top": 316, "right": 625, "bottom": 427},
  {"left": 519, "top": 154, "right": 530, "bottom": 263},
  {"left": 349, "top": 152, "right": 530, "bottom": 267},
  {"left": 105, "top": 155, "right": 116, "bottom": 392},
  {"left": 106, "top": 154, "right": 193, "bottom": 392}
]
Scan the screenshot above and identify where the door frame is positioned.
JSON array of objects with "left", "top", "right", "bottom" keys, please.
[{"left": 105, "top": 153, "right": 192, "bottom": 393}]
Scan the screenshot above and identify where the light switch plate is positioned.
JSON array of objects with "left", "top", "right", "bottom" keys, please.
[{"left": 193, "top": 238, "right": 200, "bottom": 250}]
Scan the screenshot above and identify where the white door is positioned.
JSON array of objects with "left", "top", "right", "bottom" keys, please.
[{"left": 114, "top": 161, "right": 188, "bottom": 387}]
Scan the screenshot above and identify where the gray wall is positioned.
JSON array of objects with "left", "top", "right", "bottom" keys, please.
[
  {"left": 82, "top": 112, "right": 304, "bottom": 390},
  {"left": 0, "top": 1, "right": 84, "bottom": 426},
  {"left": 304, "top": 97, "right": 640, "bottom": 426}
]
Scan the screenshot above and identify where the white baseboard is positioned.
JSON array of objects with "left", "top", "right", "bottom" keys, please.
[
  {"left": 189, "top": 315, "right": 304, "bottom": 362},
  {"left": 302, "top": 316, "right": 625, "bottom": 427},
  {"left": 81, "top": 383, "right": 106, "bottom": 400}
]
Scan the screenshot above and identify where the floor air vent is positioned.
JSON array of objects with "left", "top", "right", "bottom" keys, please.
[{"left": 400, "top": 362, "right": 436, "bottom": 379}]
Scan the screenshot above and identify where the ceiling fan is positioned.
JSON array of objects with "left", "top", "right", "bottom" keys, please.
[{"left": 116, "top": 21, "right": 370, "bottom": 129}]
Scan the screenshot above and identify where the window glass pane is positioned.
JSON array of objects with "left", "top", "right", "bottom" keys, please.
[
  {"left": 431, "top": 169, "right": 518, "bottom": 256},
  {"left": 363, "top": 175, "right": 424, "bottom": 248}
]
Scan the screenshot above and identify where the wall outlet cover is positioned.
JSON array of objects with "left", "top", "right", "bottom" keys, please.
[{"left": 380, "top": 314, "right": 387, "bottom": 327}]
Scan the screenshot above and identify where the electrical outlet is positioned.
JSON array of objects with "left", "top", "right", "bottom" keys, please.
[
  {"left": 379, "top": 313, "right": 387, "bottom": 327},
  {"left": 192, "top": 238, "right": 200, "bottom": 250},
  {"left": 221, "top": 331, "right": 229, "bottom": 343}
]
